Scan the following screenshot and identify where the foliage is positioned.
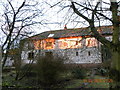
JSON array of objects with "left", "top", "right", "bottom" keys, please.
[
  {"left": 101, "top": 45, "right": 112, "bottom": 62},
  {"left": 36, "top": 55, "right": 66, "bottom": 87},
  {"left": 96, "top": 68, "right": 109, "bottom": 76},
  {"left": 72, "top": 67, "right": 87, "bottom": 79},
  {"left": 109, "top": 69, "right": 120, "bottom": 82},
  {"left": 2, "top": 66, "right": 112, "bottom": 88}
]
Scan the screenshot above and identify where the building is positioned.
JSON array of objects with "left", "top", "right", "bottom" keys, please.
[{"left": 20, "top": 26, "right": 113, "bottom": 65}]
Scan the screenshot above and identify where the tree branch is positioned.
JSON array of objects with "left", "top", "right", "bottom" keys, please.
[
  {"left": 90, "top": 1, "right": 113, "bottom": 48},
  {"left": 71, "top": 2, "right": 91, "bottom": 23},
  {"left": 15, "top": 0, "right": 26, "bottom": 15},
  {"left": 74, "top": 2, "right": 113, "bottom": 23}
]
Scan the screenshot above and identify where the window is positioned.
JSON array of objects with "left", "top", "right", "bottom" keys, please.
[
  {"left": 76, "top": 52, "right": 79, "bottom": 56},
  {"left": 87, "top": 40, "right": 91, "bottom": 46},
  {"left": 88, "top": 51, "right": 91, "bottom": 56},
  {"left": 86, "top": 38, "right": 98, "bottom": 47},
  {"left": 48, "top": 34, "right": 54, "bottom": 37},
  {"left": 33, "top": 40, "right": 41, "bottom": 50},
  {"left": 76, "top": 41, "right": 79, "bottom": 45},
  {"left": 28, "top": 52, "right": 34, "bottom": 59},
  {"left": 46, "top": 42, "right": 52, "bottom": 47}
]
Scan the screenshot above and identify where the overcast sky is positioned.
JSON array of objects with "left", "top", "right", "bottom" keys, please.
[{"left": 0, "top": 0, "right": 120, "bottom": 35}]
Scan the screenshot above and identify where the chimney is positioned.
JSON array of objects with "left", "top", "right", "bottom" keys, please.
[{"left": 64, "top": 24, "right": 67, "bottom": 30}]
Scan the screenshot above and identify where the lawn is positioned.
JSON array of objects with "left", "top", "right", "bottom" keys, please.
[
  {"left": 2, "top": 67, "right": 112, "bottom": 89},
  {"left": 65, "top": 75, "right": 111, "bottom": 88}
]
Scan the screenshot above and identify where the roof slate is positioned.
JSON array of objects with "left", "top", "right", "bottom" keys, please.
[{"left": 30, "top": 26, "right": 113, "bottom": 40}]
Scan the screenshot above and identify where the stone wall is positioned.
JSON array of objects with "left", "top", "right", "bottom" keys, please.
[
  {"left": 21, "top": 36, "right": 105, "bottom": 64},
  {"left": 38, "top": 47, "right": 101, "bottom": 64},
  {"left": 21, "top": 47, "right": 102, "bottom": 64}
]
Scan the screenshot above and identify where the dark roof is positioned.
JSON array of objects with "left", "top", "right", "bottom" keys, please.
[{"left": 29, "top": 26, "right": 113, "bottom": 40}]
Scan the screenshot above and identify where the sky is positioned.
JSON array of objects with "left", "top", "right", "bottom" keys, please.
[
  {"left": 0, "top": 0, "right": 89, "bottom": 36},
  {"left": 36, "top": 0, "right": 120, "bottom": 34},
  {"left": 0, "top": 0, "right": 71, "bottom": 34},
  {"left": 0, "top": 0, "right": 120, "bottom": 38}
]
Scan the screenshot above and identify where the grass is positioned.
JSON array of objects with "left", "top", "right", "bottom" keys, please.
[
  {"left": 65, "top": 79, "right": 83, "bottom": 88},
  {"left": 85, "top": 75, "right": 112, "bottom": 88},
  {"left": 65, "top": 75, "right": 111, "bottom": 88},
  {"left": 2, "top": 68, "right": 112, "bottom": 89},
  {"left": 2, "top": 70, "right": 38, "bottom": 88},
  {"left": 86, "top": 82, "right": 110, "bottom": 88}
]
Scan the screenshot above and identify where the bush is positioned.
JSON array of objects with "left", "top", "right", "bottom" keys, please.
[
  {"left": 95, "top": 68, "right": 109, "bottom": 76},
  {"left": 36, "top": 55, "right": 66, "bottom": 87},
  {"left": 109, "top": 69, "right": 120, "bottom": 82},
  {"left": 72, "top": 67, "right": 87, "bottom": 79}
]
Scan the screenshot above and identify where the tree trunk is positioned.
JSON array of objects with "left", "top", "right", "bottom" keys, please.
[
  {"left": 109, "top": 1, "right": 120, "bottom": 88},
  {"left": 0, "top": 46, "right": 2, "bottom": 90},
  {"left": 111, "top": 50, "right": 120, "bottom": 71},
  {"left": 109, "top": 49, "right": 120, "bottom": 88}
]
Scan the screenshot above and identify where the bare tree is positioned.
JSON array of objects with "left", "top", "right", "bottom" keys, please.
[
  {"left": 0, "top": 0, "right": 45, "bottom": 68},
  {"left": 51, "top": 0, "right": 120, "bottom": 88},
  {"left": 70, "top": 1, "right": 120, "bottom": 87}
]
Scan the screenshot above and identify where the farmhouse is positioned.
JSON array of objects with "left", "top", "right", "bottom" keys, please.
[{"left": 20, "top": 26, "right": 113, "bottom": 65}]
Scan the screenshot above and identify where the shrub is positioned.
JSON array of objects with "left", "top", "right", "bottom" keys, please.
[
  {"left": 72, "top": 67, "right": 87, "bottom": 79},
  {"left": 96, "top": 68, "right": 109, "bottom": 76},
  {"left": 109, "top": 69, "right": 120, "bottom": 82},
  {"left": 36, "top": 55, "right": 66, "bottom": 87}
]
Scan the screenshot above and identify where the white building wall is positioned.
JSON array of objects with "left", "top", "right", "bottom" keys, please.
[
  {"left": 21, "top": 49, "right": 38, "bottom": 65},
  {"left": 21, "top": 37, "right": 102, "bottom": 65},
  {"left": 21, "top": 47, "right": 101, "bottom": 64}
]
